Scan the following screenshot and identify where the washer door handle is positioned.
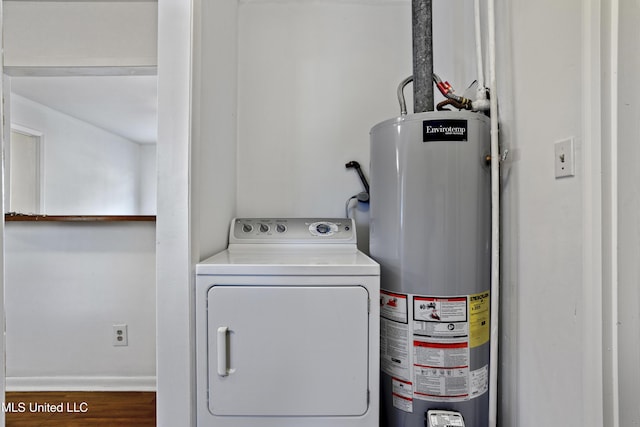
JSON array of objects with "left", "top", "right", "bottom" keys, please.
[{"left": 217, "top": 326, "right": 230, "bottom": 376}]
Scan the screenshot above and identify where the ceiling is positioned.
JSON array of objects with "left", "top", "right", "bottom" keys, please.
[{"left": 10, "top": 74, "right": 158, "bottom": 144}]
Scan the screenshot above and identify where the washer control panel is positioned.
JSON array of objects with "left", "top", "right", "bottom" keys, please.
[{"left": 230, "top": 218, "right": 356, "bottom": 244}]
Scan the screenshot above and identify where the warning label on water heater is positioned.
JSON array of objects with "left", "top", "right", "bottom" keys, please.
[
  {"left": 380, "top": 289, "right": 490, "bottom": 407},
  {"left": 380, "top": 291, "right": 411, "bottom": 380},
  {"left": 414, "top": 296, "right": 467, "bottom": 323},
  {"left": 413, "top": 340, "right": 469, "bottom": 401},
  {"left": 391, "top": 377, "right": 413, "bottom": 412},
  {"left": 469, "top": 291, "right": 490, "bottom": 348}
]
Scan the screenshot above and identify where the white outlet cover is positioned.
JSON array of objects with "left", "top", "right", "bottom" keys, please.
[{"left": 113, "top": 324, "right": 128, "bottom": 346}]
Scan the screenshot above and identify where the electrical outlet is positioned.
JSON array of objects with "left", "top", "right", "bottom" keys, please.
[
  {"left": 113, "top": 324, "right": 128, "bottom": 346},
  {"left": 555, "top": 138, "right": 575, "bottom": 178}
]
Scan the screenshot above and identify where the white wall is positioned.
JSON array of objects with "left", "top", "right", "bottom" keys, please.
[
  {"left": 236, "top": 1, "right": 409, "bottom": 221},
  {"left": 192, "top": 0, "right": 238, "bottom": 261},
  {"left": 4, "top": 221, "right": 156, "bottom": 390},
  {"left": 617, "top": 0, "right": 639, "bottom": 424},
  {"left": 496, "top": 0, "right": 606, "bottom": 426},
  {"left": 11, "top": 93, "right": 153, "bottom": 215},
  {"left": 3, "top": 0, "right": 157, "bottom": 68},
  {"left": 236, "top": 0, "right": 475, "bottom": 233}
]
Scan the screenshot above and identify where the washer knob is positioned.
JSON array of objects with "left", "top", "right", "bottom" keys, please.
[
  {"left": 276, "top": 224, "right": 287, "bottom": 233},
  {"left": 242, "top": 223, "right": 253, "bottom": 233},
  {"left": 316, "top": 223, "right": 331, "bottom": 234},
  {"left": 259, "top": 223, "right": 269, "bottom": 233}
]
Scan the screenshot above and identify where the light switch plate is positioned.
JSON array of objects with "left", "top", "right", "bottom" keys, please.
[{"left": 555, "top": 138, "right": 575, "bottom": 178}]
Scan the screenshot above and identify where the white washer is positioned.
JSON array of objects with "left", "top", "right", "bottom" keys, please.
[{"left": 196, "top": 218, "right": 379, "bottom": 427}]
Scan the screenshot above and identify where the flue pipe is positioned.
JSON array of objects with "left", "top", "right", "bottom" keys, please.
[{"left": 412, "top": 0, "right": 434, "bottom": 112}]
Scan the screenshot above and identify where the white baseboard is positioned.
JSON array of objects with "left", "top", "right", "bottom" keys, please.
[{"left": 5, "top": 376, "right": 156, "bottom": 392}]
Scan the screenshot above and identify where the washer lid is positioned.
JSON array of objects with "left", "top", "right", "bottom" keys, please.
[{"left": 196, "top": 249, "right": 379, "bottom": 276}]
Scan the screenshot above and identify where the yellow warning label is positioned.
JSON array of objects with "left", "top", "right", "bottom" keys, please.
[{"left": 469, "top": 290, "right": 490, "bottom": 348}]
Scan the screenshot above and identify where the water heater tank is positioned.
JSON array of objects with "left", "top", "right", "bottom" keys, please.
[{"left": 370, "top": 111, "right": 491, "bottom": 427}]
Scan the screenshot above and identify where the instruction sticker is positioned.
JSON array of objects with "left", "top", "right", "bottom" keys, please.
[
  {"left": 392, "top": 378, "right": 413, "bottom": 413},
  {"left": 413, "top": 340, "right": 469, "bottom": 369},
  {"left": 413, "top": 340, "right": 470, "bottom": 402},
  {"left": 470, "top": 365, "right": 489, "bottom": 398},
  {"left": 381, "top": 291, "right": 411, "bottom": 380},
  {"left": 381, "top": 289, "right": 490, "bottom": 404},
  {"left": 381, "top": 318, "right": 411, "bottom": 380},
  {"left": 413, "top": 319, "right": 469, "bottom": 340},
  {"left": 413, "top": 366, "right": 470, "bottom": 402},
  {"left": 381, "top": 291, "right": 408, "bottom": 323},
  {"left": 414, "top": 296, "right": 467, "bottom": 323},
  {"left": 469, "top": 291, "right": 490, "bottom": 348}
]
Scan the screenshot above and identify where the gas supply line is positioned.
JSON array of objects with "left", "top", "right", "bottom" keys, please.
[{"left": 397, "top": 73, "right": 491, "bottom": 115}]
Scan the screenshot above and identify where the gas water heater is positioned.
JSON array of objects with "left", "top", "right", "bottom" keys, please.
[{"left": 370, "top": 111, "right": 491, "bottom": 427}]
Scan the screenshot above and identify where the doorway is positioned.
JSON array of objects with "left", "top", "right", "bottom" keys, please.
[{"left": 8, "top": 126, "right": 42, "bottom": 214}]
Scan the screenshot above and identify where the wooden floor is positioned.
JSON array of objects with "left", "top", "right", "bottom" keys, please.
[{"left": 5, "top": 392, "right": 156, "bottom": 427}]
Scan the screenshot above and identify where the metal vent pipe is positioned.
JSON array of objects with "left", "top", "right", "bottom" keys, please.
[{"left": 412, "top": 0, "right": 434, "bottom": 112}]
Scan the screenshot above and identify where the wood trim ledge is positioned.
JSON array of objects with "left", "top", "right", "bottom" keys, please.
[{"left": 5, "top": 214, "right": 156, "bottom": 222}]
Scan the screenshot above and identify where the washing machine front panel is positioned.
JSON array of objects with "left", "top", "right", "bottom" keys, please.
[
  {"left": 195, "top": 218, "right": 379, "bottom": 427},
  {"left": 207, "top": 285, "right": 369, "bottom": 417}
]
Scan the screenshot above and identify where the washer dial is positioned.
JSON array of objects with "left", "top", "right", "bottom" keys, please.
[{"left": 309, "top": 221, "right": 339, "bottom": 237}]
